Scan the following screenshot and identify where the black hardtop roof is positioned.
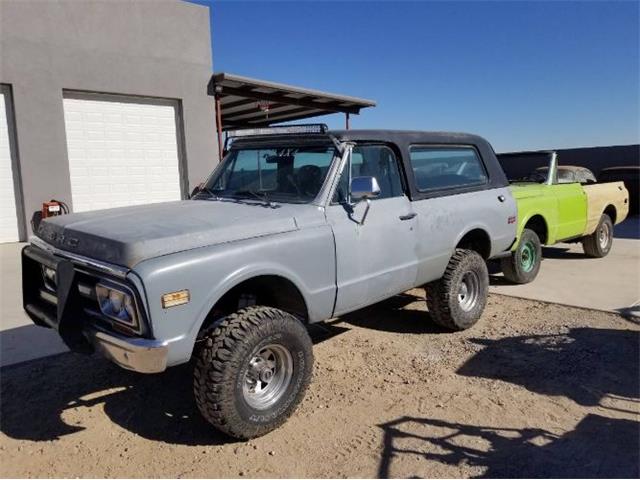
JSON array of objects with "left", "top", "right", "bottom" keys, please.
[
  {"left": 329, "top": 129, "right": 488, "bottom": 145},
  {"left": 227, "top": 127, "right": 509, "bottom": 193},
  {"left": 231, "top": 129, "right": 492, "bottom": 149}
]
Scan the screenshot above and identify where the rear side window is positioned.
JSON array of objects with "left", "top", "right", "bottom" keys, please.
[{"left": 409, "top": 146, "right": 488, "bottom": 192}]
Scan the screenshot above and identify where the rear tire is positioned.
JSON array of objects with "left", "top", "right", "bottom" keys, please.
[
  {"left": 500, "top": 228, "right": 542, "bottom": 284},
  {"left": 426, "top": 249, "right": 489, "bottom": 331},
  {"left": 193, "top": 306, "right": 313, "bottom": 439},
  {"left": 582, "top": 214, "right": 613, "bottom": 258}
]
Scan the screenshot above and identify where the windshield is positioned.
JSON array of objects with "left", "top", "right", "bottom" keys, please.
[
  {"left": 525, "top": 167, "right": 549, "bottom": 183},
  {"left": 522, "top": 167, "right": 572, "bottom": 184},
  {"left": 497, "top": 152, "right": 553, "bottom": 183},
  {"left": 201, "top": 145, "right": 336, "bottom": 204}
]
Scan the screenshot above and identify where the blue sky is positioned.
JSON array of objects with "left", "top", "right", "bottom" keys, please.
[{"left": 189, "top": 0, "right": 639, "bottom": 152}]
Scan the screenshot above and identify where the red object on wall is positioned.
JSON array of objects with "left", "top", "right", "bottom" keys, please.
[{"left": 41, "top": 201, "right": 63, "bottom": 219}]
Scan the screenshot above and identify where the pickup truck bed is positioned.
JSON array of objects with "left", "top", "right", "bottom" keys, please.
[{"left": 583, "top": 182, "right": 629, "bottom": 234}]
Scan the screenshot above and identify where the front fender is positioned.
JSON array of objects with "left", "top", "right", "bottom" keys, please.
[
  {"left": 131, "top": 226, "right": 336, "bottom": 367},
  {"left": 190, "top": 261, "right": 313, "bottom": 337},
  {"left": 514, "top": 212, "right": 551, "bottom": 248}
]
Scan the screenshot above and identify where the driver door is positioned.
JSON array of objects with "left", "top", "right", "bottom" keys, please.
[{"left": 325, "top": 144, "right": 418, "bottom": 316}]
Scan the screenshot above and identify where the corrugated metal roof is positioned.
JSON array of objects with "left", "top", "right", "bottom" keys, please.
[{"left": 208, "top": 72, "right": 376, "bottom": 130}]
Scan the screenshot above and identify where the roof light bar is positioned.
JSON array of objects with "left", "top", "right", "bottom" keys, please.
[{"left": 228, "top": 124, "right": 328, "bottom": 138}]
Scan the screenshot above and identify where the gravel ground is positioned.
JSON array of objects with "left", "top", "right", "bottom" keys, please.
[{"left": 1, "top": 292, "right": 638, "bottom": 478}]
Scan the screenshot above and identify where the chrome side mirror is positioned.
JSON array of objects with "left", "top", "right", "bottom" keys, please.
[
  {"left": 350, "top": 176, "right": 380, "bottom": 225},
  {"left": 350, "top": 176, "right": 381, "bottom": 201}
]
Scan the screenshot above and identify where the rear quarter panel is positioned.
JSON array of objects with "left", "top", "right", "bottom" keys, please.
[
  {"left": 582, "top": 182, "right": 629, "bottom": 234},
  {"left": 412, "top": 186, "right": 517, "bottom": 285}
]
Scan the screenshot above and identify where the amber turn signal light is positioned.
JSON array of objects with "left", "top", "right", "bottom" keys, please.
[{"left": 161, "top": 289, "right": 190, "bottom": 308}]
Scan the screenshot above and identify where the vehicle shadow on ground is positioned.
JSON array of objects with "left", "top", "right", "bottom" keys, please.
[
  {"left": 378, "top": 326, "right": 640, "bottom": 478},
  {"left": 0, "top": 353, "right": 239, "bottom": 446},
  {"left": 0, "top": 292, "right": 432, "bottom": 446},
  {"left": 456, "top": 327, "right": 639, "bottom": 408},
  {"left": 486, "top": 261, "right": 518, "bottom": 286},
  {"left": 337, "top": 291, "right": 449, "bottom": 334},
  {"left": 377, "top": 414, "right": 640, "bottom": 478},
  {"left": 539, "top": 246, "right": 588, "bottom": 259},
  {"left": 0, "top": 321, "right": 353, "bottom": 447}
]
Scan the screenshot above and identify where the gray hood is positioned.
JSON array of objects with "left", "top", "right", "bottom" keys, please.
[{"left": 36, "top": 200, "right": 301, "bottom": 268}]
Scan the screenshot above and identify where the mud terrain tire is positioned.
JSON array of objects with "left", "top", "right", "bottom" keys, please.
[
  {"left": 426, "top": 249, "right": 489, "bottom": 331},
  {"left": 193, "top": 306, "right": 313, "bottom": 439}
]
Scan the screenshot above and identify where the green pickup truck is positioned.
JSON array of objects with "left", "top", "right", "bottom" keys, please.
[{"left": 498, "top": 151, "right": 629, "bottom": 283}]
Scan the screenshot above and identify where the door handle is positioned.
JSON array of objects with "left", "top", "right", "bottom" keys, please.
[
  {"left": 399, "top": 212, "right": 417, "bottom": 221},
  {"left": 498, "top": 195, "right": 506, "bottom": 202}
]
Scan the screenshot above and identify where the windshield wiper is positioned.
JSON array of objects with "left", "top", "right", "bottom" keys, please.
[
  {"left": 192, "top": 185, "right": 221, "bottom": 200},
  {"left": 230, "top": 189, "right": 278, "bottom": 207}
]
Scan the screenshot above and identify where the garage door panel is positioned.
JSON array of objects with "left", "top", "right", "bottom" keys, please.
[
  {"left": 63, "top": 96, "right": 182, "bottom": 213},
  {"left": 0, "top": 91, "right": 20, "bottom": 243}
]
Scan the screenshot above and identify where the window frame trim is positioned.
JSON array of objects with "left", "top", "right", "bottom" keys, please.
[
  {"left": 206, "top": 144, "right": 338, "bottom": 204},
  {"left": 329, "top": 142, "right": 409, "bottom": 205}
]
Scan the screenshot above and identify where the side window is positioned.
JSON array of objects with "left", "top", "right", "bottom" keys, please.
[
  {"left": 409, "top": 146, "right": 488, "bottom": 192},
  {"left": 576, "top": 169, "right": 596, "bottom": 184},
  {"left": 333, "top": 145, "right": 404, "bottom": 203},
  {"left": 557, "top": 169, "right": 576, "bottom": 184}
]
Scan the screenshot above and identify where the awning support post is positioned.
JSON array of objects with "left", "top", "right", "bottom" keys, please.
[
  {"left": 215, "top": 93, "right": 224, "bottom": 161},
  {"left": 345, "top": 112, "right": 350, "bottom": 130}
]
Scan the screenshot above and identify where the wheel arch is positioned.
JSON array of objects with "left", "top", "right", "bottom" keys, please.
[
  {"left": 455, "top": 227, "right": 492, "bottom": 259},
  {"left": 193, "top": 268, "right": 311, "bottom": 338},
  {"left": 603, "top": 204, "right": 617, "bottom": 224},
  {"left": 522, "top": 214, "right": 549, "bottom": 245}
]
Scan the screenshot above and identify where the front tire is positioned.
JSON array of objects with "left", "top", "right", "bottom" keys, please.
[
  {"left": 582, "top": 214, "right": 613, "bottom": 258},
  {"left": 500, "top": 228, "right": 542, "bottom": 284},
  {"left": 193, "top": 306, "right": 313, "bottom": 439},
  {"left": 426, "top": 249, "right": 489, "bottom": 331}
]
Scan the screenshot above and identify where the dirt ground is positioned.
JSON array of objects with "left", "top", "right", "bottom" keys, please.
[{"left": 1, "top": 292, "right": 638, "bottom": 478}]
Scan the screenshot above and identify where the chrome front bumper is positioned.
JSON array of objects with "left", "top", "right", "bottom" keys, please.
[{"left": 84, "top": 326, "right": 168, "bottom": 374}]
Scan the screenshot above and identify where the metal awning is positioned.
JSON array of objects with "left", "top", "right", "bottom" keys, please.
[{"left": 208, "top": 73, "right": 376, "bottom": 132}]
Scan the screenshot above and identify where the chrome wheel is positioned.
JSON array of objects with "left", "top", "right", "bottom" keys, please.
[
  {"left": 242, "top": 344, "right": 293, "bottom": 410},
  {"left": 458, "top": 271, "right": 480, "bottom": 311},
  {"left": 599, "top": 221, "right": 611, "bottom": 249}
]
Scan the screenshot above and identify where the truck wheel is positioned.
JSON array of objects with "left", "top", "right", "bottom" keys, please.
[
  {"left": 582, "top": 214, "right": 613, "bottom": 258},
  {"left": 193, "top": 306, "right": 313, "bottom": 439},
  {"left": 426, "top": 249, "right": 489, "bottom": 331},
  {"left": 500, "top": 228, "right": 542, "bottom": 284}
]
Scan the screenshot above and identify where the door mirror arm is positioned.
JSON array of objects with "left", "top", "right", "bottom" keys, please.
[{"left": 349, "top": 176, "right": 381, "bottom": 225}]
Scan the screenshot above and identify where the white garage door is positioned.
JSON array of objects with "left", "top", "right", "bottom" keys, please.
[
  {"left": 63, "top": 96, "right": 182, "bottom": 212},
  {"left": 0, "top": 90, "right": 20, "bottom": 243}
]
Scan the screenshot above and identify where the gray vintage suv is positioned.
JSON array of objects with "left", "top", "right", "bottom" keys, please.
[{"left": 23, "top": 125, "right": 517, "bottom": 438}]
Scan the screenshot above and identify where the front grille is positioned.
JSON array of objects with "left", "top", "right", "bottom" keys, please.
[{"left": 22, "top": 246, "right": 145, "bottom": 341}]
